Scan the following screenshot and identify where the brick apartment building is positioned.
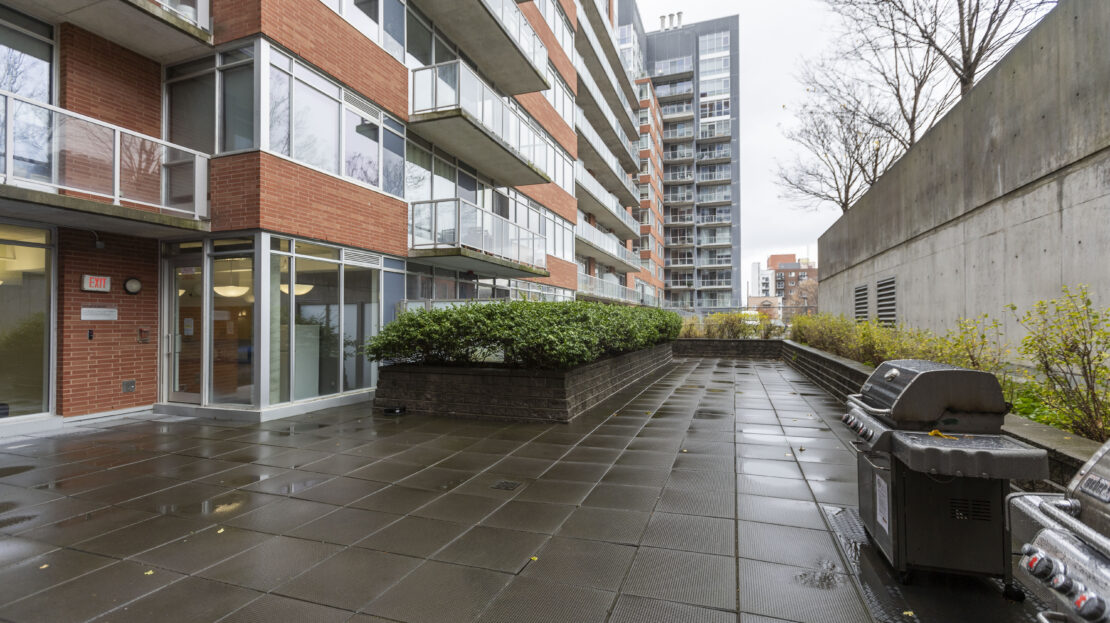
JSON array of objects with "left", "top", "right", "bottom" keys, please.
[{"left": 0, "top": 0, "right": 645, "bottom": 429}]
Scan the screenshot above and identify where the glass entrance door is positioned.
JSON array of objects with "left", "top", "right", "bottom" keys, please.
[{"left": 168, "top": 260, "right": 203, "bottom": 403}]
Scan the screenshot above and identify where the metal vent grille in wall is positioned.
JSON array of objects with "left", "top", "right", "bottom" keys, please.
[
  {"left": 853, "top": 285, "right": 868, "bottom": 321},
  {"left": 344, "top": 250, "right": 383, "bottom": 267},
  {"left": 876, "top": 277, "right": 896, "bottom": 325},
  {"left": 344, "top": 92, "right": 381, "bottom": 119}
]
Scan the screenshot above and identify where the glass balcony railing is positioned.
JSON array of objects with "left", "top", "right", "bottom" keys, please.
[
  {"left": 698, "top": 255, "right": 732, "bottom": 267},
  {"left": 663, "top": 147, "right": 694, "bottom": 162},
  {"left": 575, "top": 220, "right": 641, "bottom": 268},
  {"left": 666, "top": 279, "right": 694, "bottom": 288},
  {"left": 697, "top": 169, "right": 731, "bottom": 183},
  {"left": 587, "top": 0, "right": 638, "bottom": 100},
  {"left": 410, "top": 198, "right": 547, "bottom": 269},
  {"left": 660, "top": 102, "right": 693, "bottom": 118},
  {"left": 655, "top": 83, "right": 693, "bottom": 99},
  {"left": 666, "top": 235, "right": 694, "bottom": 246},
  {"left": 482, "top": 0, "right": 548, "bottom": 74},
  {"left": 698, "top": 211, "right": 731, "bottom": 224},
  {"left": 665, "top": 256, "right": 695, "bottom": 268},
  {"left": 697, "top": 235, "right": 732, "bottom": 246},
  {"left": 578, "top": 271, "right": 651, "bottom": 305},
  {"left": 573, "top": 56, "right": 636, "bottom": 165},
  {"left": 698, "top": 278, "right": 733, "bottom": 287},
  {"left": 696, "top": 147, "right": 732, "bottom": 162},
  {"left": 575, "top": 4, "right": 637, "bottom": 130},
  {"left": 574, "top": 163, "right": 639, "bottom": 233},
  {"left": 664, "top": 191, "right": 694, "bottom": 204},
  {"left": 654, "top": 57, "right": 693, "bottom": 77},
  {"left": 157, "top": 0, "right": 210, "bottom": 27},
  {"left": 663, "top": 171, "right": 694, "bottom": 183},
  {"left": 412, "top": 60, "right": 554, "bottom": 180},
  {"left": 697, "top": 189, "right": 731, "bottom": 204},
  {"left": 662, "top": 127, "right": 694, "bottom": 141},
  {"left": 699, "top": 120, "right": 732, "bottom": 140},
  {"left": 575, "top": 107, "right": 637, "bottom": 202},
  {"left": 664, "top": 212, "right": 694, "bottom": 224},
  {"left": 1, "top": 90, "right": 208, "bottom": 218}
]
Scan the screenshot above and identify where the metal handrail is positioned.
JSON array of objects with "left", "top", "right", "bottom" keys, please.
[
  {"left": 409, "top": 197, "right": 547, "bottom": 269},
  {"left": 1, "top": 90, "right": 209, "bottom": 218}
]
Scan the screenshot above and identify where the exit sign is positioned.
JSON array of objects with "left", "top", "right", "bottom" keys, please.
[{"left": 81, "top": 275, "right": 111, "bottom": 292}]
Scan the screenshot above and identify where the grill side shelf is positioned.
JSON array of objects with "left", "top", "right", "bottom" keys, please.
[{"left": 891, "top": 432, "right": 1049, "bottom": 480}]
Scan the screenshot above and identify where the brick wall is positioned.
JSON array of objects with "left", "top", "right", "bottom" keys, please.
[
  {"left": 374, "top": 343, "right": 673, "bottom": 422},
  {"left": 528, "top": 256, "right": 577, "bottom": 291},
  {"left": 674, "top": 339, "right": 785, "bottom": 360},
  {"left": 210, "top": 151, "right": 408, "bottom": 257},
  {"left": 520, "top": 1, "right": 575, "bottom": 92},
  {"left": 57, "top": 24, "right": 161, "bottom": 137},
  {"left": 213, "top": 0, "right": 408, "bottom": 120},
  {"left": 56, "top": 229, "right": 160, "bottom": 417}
]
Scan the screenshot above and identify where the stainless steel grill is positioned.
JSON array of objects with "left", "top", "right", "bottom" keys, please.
[
  {"left": 841, "top": 360, "right": 1049, "bottom": 588},
  {"left": 1011, "top": 442, "right": 1110, "bottom": 622}
]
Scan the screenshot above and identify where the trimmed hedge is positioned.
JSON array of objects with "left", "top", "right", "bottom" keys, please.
[{"left": 365, "top": 301, "right": 682, "bottom": 370}]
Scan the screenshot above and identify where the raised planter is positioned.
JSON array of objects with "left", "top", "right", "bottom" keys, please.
[
  {"left": 372, "top": 343, "right": 674, "bottom": 423},
  {"left": 673, "top": 338, "right": 783, "bottom": 359}
]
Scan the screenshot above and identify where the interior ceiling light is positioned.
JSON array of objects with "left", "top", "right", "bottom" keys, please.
[
  {"left": 279, "top": 283, "right": 314, "bottom": 295},
  {"left": 213, "top": 285, "right": 250, "bottom": 297}
]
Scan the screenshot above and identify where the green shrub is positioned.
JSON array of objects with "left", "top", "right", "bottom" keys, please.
[
  {"left": 365, "top": 301, "right": 681, "bottom": 370},
  {"left": 1011, "top": 285, "right": 1110, "bottom": 441}
]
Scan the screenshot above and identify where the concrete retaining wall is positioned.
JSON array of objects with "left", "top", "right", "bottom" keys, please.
[
  {"left": 818, "top": 0, "right": 1110, "bottom": 340},
  {"left": 372, "top": 343, "right": 673, "bottom": 422}
]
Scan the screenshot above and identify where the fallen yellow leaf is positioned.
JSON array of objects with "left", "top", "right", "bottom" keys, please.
[
  {"left": 217, "top": 528, "right": 225, "bottom": 534},
  {"left": 144, "top": 570, "right": 154, "bottom": 576},
  {"left": 929, "top": 429, "right": 958, "bottom": 440},
  {"left": 529, "top": 556, "right": 538, "bottom": 561},
  {"left": 38, "top": 564, "right": 48, "bottom": 570}
]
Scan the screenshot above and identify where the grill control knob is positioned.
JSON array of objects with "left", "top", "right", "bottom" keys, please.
[
  {"left": 1050, "top": 574, "right": 1075, "bottom": 594},
  {"left": 1024, "top": 552, "right": 1055, "bottom": 579},
  {"left": 864, "top": 429, "right": 875, "bottom": 441},
  {"left": 1074, "top": 593, "right": 1106, "bottom": 620},
  {"left": 840, "top": 414, "right": 851, "bottom": 423}
]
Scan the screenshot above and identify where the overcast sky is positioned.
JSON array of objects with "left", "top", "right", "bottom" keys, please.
[{"left": 632, "top": 0, "right": 844, "bottom": 297}]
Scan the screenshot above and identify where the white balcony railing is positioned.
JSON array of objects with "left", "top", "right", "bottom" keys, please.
[
  {"left": 574, "top": 163, "right": 639, "bottom": 233},
  {"left": 575, "top": 220, "right": 640, "bottom": 267},
  {"left": 665, "top": 256, "right": 695, "bottom": 267},
  {"left": 1, "top": 90, "right": 208, "bottom": 218},
  {"left": 575, "top": 107, "right": 637, "bottom": 201},
  {"left": 410, "top": 198, "right": 547, "bottom": 269},
  {"left": 413, "top": 61, "right": 558, "bottom": 181},
  {"left": 696, "top": 147, "right": 732, "bottom": 161},
  {"left": 574, "top": 1, "right": 636, "bottom": 128},
  {"left": 698, "top": 211, "right": 731, "bottom": 224},
  {"left": 663, "top": 148, "right": 694, "bottom": 162},
  {"left": 482, "top": 0, "right": 548, "bottom": 74},
  {"left": 578, "top": 271, "right": 652, "bottom": 305},
  {"left": 573, "top": 55, "right": 635, "bottom": 164}
]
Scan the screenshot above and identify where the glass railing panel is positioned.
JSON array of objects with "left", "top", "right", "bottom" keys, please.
[
  {"left": 482, "top": 0, "right": 547, "bottom": 73},
  {"left": 157, "top": 0, "right": 210, "bottom": 28},
  {"left": 3, "top": 91, "right": 207, "bottom": 218},
  {"left": 411, "top": 198, "right": 547, "bottom": 269}
]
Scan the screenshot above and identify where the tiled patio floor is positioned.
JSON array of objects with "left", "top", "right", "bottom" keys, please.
[{"left": 0, "top": 359, "right": 872, "bottom": 622}]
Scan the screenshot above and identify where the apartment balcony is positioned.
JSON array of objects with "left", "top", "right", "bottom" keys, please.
[
  {"left": 18, "top": 0, "right": 212, "bottom": 62},
  {"left": 407, "top": 0, "right": 547, "bottom": 95},
  {"left": 654, "top": 84, "right": 694, "bottom": 104},
  {"left": 574, "top": 164, "right": 638, "bottom": 240},
  {"left": 576, "top": 110, "right": 638, "bottom": 206},
  {"left": 696, "top": 191, "right": 732, "bottom": 207},
  {"left": 574, "top": 4, "right": 638, "bottom": 136},
  {"left": 697, "top": 211, "right": 732, "bottom": 225},
  {"left": 662, "top": 172, "right": 694, "bottom": 185},
  {"left": 652, "top": 57, "right": 694, "bottom": 81},
  {"left": 410, "top": 61, "right": 551, "bottom": 187},
  {"left": 662, "top": 128, "right": 695, "bottom": 144},
  {"left": 697, "top": 236, "right": 732, "bottom": 248},
  {"left": 575, "top": 221, "right": 641, "bottom": 273},
  {"left": 664, "top": 213, "right": 694, "bottom": 225},
  {"left": 663, "top": 192, "right": 694, "bottom": 207},
  {"left": 574, "top": 57, "right": 638, "bottom": 173},
  {"left": 578, "top": 0, "right": 639, "bottom": 108},
  {"left": 660, "top": 105, "right": 695, "bottom": 122},
  {"left": 698, "top": 256, "right": 733, "bottom": 269},
  {"left": 665, "top": 236, "right": 695, "bottom": 248},
  {"left": 409, "top": 198, "right": 549, "bottom": 278},
  {"left": 696, "top": 148, "right": 732, "bottom": 164},
  {"left": 697, "top": 278, "right": 733, "bottom": 290},
  {"left": 662, "top": 148, "right": 694, "bottom": 165},
  {"left": 665, "top": 280, "right": 694, "bottom": 290},
  {"left": 0, "top": 90, "right": 209, "bottom": 232},
  {"left": 577, "top": 272, "right": 639, "bottom": 306},
  {"left": 697, "top": 121, "right": 733, "bottom": 143},
  {"left": 665, "top": 257, "right": 695, "bottom": 268},
  {"left": 696, "top": 170, "right": 732, "bottom": 186}
]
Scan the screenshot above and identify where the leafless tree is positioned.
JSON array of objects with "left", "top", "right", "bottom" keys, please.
[
  {"left": 831, "top": 0, "right": 1056, "bottom": 96},
  {"left": 777, "top": 87, "right": 898, "bottom": 213}
]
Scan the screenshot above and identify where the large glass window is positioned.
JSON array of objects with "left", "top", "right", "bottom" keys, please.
[
  {"left": 0, "top": 223, "right": 50, "bottom": 417},
  {"left": 0, "top": 11, "right": 52, "bottom": 102},
  {"left": 345, "top": 110, "right": 379, "bottom": 186},
  {"left": 210, "top": 253, "right": 254, "bottom": 404},
  {"left": 293, "top": 258, "right": 341, "bottom": 400},
  {"left": 269, "top": 254, "right": 290, "bottom": 404},
  {"left": 165, "top": 46, "right": 256, "bottom": 154},
  {"left": 293, "top": 77, "right": 341, "bottom": 173},
  {"left": 343, "top": 266, "right": 378, "bottom": 391}
]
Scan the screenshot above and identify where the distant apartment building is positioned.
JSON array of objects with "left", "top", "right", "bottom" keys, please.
[
  {"left": 750, "top": 254, "right": 817, "bottom": 323},
  {"left": 0, "top": 0, "right": 646, "bottom": 428},
  {"left": 617, "top": 1, "right": 740, "bottom": 314}
]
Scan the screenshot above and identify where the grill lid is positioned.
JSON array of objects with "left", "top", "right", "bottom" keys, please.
[{"left": 859, "top": 360, "right": 1008, "bottom": 429}]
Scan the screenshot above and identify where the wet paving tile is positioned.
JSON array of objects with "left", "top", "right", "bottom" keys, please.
[
  {"left": 288, "top": 507, "right": 401, "bottom": 545},
  {"left": 623, "top": 546, "right": 736, "bottom": 611},
  {"left": 216, "top": 593, "right": 352, "bottom": 623},
  {"left": 290, "top": 475, "right": 387, "bottom": 506},
  {"left": 521, "top": 536, "right": 636, "bottom": 591},
  {"left": 0, "top": 536, "right": 58, "bottom": 569},
  {"left": 556, "top": 507, "right": 650, "bottom": 545},
  {"left": 349, "top": 485, "right": 442, "bottom": 514},
  {"left": 357, "top": 515, "right": 469, "bottom": 558},
  {"left": 17, "top": 506, "right": 156, "bottom": 547},
  {"left": 132, "top": 525, "right": 272, "bottom": 574},
  {"left": 274, "top": 548, "right": 422, "bottom": 611},
  {"left": 222, "top": 497, "right": 339, "bottom": 534},
  {"left": 90, "top": 576, "right": 259, "bottom": 622},
  {"left": 609, "top": 594, "right": 735, "bottom": 623},
  {"left": 199, "top": 535, "right": 342, "bottom": 591},
  {"left": 432, "top": 525, "right": 549, "bottom": 573},
  {"left": 477, "top": 576, "right": 613, "bottom": 623},
  {"left": 0, "top": 547, "right": 117, "bottom": 606},
  {"left": 362, "top": 560, "right": 512, "bottom": 623},
  {"left": 0, "top": 496, "right": 106, "bottom": 535},
  {"left": 480, "top": 500, "right": 575, "bottom": 534},
  {"left": 0, "top": 560, "right": 183, "bottom": 622}
]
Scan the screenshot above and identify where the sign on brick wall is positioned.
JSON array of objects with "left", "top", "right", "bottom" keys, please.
[{"left": 81, "top": 275, "right": 111, "bottom": 292}]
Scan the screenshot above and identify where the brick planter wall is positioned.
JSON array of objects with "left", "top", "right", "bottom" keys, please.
[
  {"left": 373, "top": 343, "right": 674, "bottom": 422},
  {"left": 780, "top": 340, "right": 873, "bottom": 404},
  {"left": 673, "top": 339, "right": 783, "bottom": 359}
]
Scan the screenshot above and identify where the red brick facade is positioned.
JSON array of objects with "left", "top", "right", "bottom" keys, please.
[
  {"left": 212, "top": 0, "right": 408, "bottom": 120},
  {"left": 57, "top": 24, "right": 162, "bottom": 137},
  {"left": 55, "top": 229, "right": 160, "bottom": 417},
  {"left": 530, "top": 256, "right": 577, "bottom": 291},
  {"left": 518, "top": 183, "right": 577, "bottom": 224},
  {"left": 211, "top": 152, "right": 408, "bottom": 257}
]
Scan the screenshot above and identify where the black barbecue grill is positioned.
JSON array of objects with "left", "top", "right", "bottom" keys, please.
[
  {"left": 1011, "top": 442, "right": 1110, "bottom": 622},
  {"left": 841, "top": 360, "right": 1049, "bottom": 588}
]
